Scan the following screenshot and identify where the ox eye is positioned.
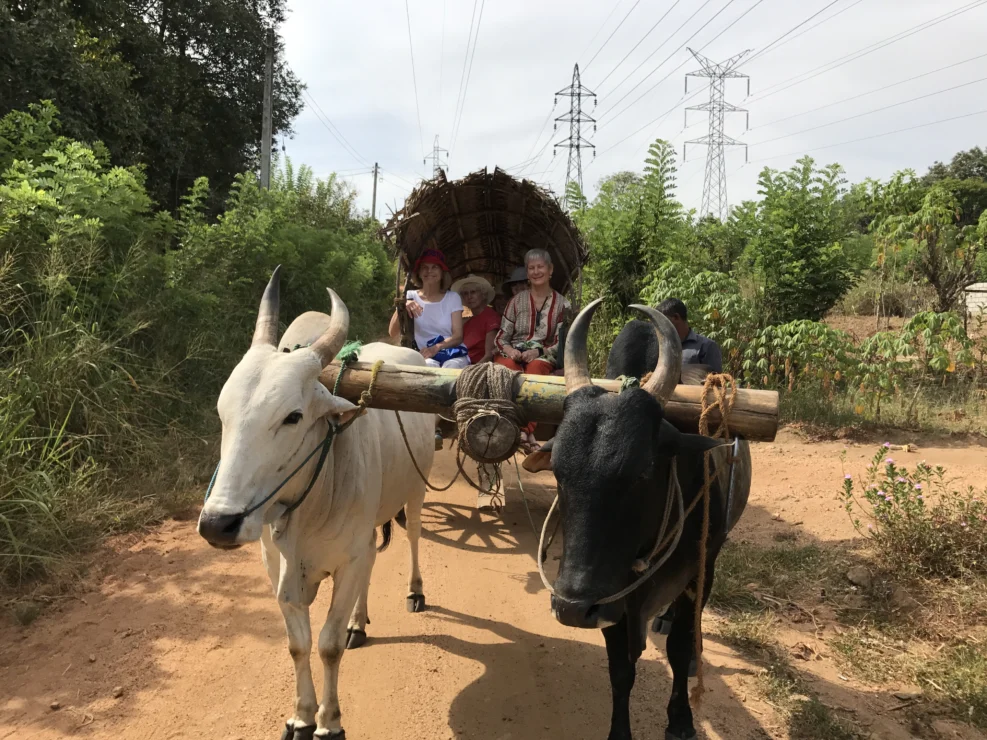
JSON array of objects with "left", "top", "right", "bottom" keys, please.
[{"left": 283, "top": 411, "right": 303, "bottom": 425}]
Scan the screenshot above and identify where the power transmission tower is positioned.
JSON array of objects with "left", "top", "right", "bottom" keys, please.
[
  {"left": 683, "top": 48, "right": 752, "bottom": 221},
  {"left": 260, "top": 27, "right": 275, "bottom": 189},
  {"left": 424, "top": 135, "right": 448, "bottom": 179},
  {"left": 371, "top": 162, "right": 379, "bottom": 220},
  {"left": 553, "top": 64, "right": 596, "bottom": 208}
]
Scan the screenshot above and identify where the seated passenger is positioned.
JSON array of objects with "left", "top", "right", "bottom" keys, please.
[
  {"left": 495, "top": 248, "right": 570, "bottom": 452},
  {"left": 388, "top": 248, "right": 470, "bottom": 369},
  {"left": 453, "top": 274, "right": 499, "bottom": 366}
]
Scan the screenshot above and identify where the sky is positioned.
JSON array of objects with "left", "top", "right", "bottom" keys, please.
[{"left": 279, "top": 0, "right": 987, "bottom": 220}]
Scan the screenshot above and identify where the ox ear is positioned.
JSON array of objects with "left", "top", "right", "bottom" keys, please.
[
  {"left": 656, "top": 420, "right": 682, "bottom": 456},
  {"left": 324, "top": 395, "right": 364, "bottom": 427}
]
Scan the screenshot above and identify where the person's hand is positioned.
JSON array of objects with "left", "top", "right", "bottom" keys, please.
[
  {"left": 505, "top": 347, "right": 522, "bottom": 361},
  {"left": 420, "top": 345, "right": 439, "bottom": 359},
  {"left": 405, "top": 299, "right": 423, "bottom": 319},
  {"left": 520, "top": 349, "right": 540, "bottom": 364}
]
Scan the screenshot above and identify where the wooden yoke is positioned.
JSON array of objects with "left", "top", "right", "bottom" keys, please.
[{"left": 319, "top": 361, "right": 780, "bottom": 442}]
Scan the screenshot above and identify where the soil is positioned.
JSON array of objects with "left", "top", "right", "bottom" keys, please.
[{"left": 1, "top": 429, "right": 985, "bottom": 740}]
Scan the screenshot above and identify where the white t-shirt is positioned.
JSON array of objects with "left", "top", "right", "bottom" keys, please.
[{"left": 406, "top": 290, "right": 464, "bottom": 350}]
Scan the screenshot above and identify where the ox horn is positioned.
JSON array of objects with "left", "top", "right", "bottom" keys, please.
[
  {"left": 310, "top": 288, "right": 350, "bottom": 368},
  {"left": 563, "top": 297, "right": 603, "bottom": 394},
  {"left": 629, "top": 304, "right": 682, "bottom": 404},
  {"left": 251, "top": 265, "right": 282, "bottom": 348}
]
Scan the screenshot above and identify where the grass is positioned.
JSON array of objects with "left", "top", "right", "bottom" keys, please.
[
  {"left": 782, "top": 383, "right": 987, "bottom": 437},
  {"left": 711, "top": 541, "right": 843, "bottom": 615},
  {"left": 714, "top": 614, "right": 863, "bottom": 740}
]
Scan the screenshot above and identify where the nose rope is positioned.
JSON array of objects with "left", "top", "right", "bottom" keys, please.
[{"left": 536, "top": 458, "right": 690, "bottom": 603}]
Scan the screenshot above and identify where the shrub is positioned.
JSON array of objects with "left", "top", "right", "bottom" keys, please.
[{"left": 840, "top": 447, "right": 987, "bottom": 578}]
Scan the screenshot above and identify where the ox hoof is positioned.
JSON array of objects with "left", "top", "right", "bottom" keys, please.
[
  {"left": 314, "top": 731, "right": 346, "bottom": 739},
  {"left": 665, "top": 730, "right": 696, "bottom": 740},
  {"left": 282, "top": 723, "right": 317, "bottom": 740},
  {"left": 345, "top": 628, "right": 367, "bottom": 650},
  {"left": 406, "top": 594, "right": 426, "bottom": 613}
]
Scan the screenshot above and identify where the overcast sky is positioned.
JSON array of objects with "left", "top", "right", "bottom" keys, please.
[{"left": 279, "top": 0, "right": 987, "bottom": 220}]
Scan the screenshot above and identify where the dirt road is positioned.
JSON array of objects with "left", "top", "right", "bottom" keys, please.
[{"left": 1, "top": 431, "right": 985, "bottom": 739}]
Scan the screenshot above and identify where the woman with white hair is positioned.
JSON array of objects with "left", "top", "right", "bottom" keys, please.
[{"left": 495, "top": 248, "right": 570, "bottom": 451}]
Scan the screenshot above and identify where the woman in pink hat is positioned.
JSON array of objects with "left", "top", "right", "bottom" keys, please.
[{"left": 388, "top": 248, "right": 470, "bottom": 369}]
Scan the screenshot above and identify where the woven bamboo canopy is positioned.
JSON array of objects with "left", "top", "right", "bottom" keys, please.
[{"left": 381, "top": 167, "right": 589, "bottom": 297}]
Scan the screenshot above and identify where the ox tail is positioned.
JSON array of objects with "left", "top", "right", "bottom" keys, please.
[{"left": 377, "top": 520, "right": 393, "bottom": 553}]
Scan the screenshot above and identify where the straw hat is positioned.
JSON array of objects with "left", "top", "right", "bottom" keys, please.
[
  {"left": 451, "top": 273, "right": 495, "bottom": 305},
  {"left": 500, "top": 266, "right": 528, "bottom": 293}
]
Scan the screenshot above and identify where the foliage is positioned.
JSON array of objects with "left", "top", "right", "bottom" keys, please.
[
  {"left": 841, "top": 447, "right": 987, "bottom": 579},
  {"left": 0, "top": 0, "right": 303, "bottom": 210},
  {"left": 925, "top": 146, "right": 987, "bottom": 184},
  {"left": 740, "top": 157, "right": 855, "bottom": 323},
  {"left": 874, "top": 178, "right": 983, "bottom": 312},
  {"left": 0, "top": 106, "right": 390, "bottom": 586}
]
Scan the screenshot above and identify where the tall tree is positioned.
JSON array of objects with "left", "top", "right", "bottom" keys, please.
[
  {"left": 0, "top": 0, "right": 303, "bottom": 210},
  {"left": 742, "top": 156, "right": 854, "bottom": 323}
]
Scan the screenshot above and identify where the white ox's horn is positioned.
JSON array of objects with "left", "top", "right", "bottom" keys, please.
[
  {"left": 309, "top": 288, "right": 350, "bottom": 368},
  {"left": 563, "top": 297, "right": 603, "bottom": 394},
  {"left": 251, "top": 265, "right": 282, "bottom": 348},
  {"left": 628, "top": 304, "right": 682, "bottom": 404}
]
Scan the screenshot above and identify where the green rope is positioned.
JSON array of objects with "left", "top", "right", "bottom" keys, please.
[
  {"left": 336, "top": 340, "right": 363, "bottom": 364},
  {"left": 617, "top": 375, "right": 640, "bottom": 392}
]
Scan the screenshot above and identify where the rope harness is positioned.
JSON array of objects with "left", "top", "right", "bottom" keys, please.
[
  {"left": 531, "top": 372, "right": 738, "bottom": 709},
  {"left": 203, "top": 353, "right": 385, "bottom": 522},
  {"left": 394, "top": 362, "right": 528, "bottom": 502}
]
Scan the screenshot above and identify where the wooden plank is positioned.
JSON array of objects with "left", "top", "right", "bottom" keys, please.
[{"left": 319, "top": 361, "right": 780, "bottom": 442}]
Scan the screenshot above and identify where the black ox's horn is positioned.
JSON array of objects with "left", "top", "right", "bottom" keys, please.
[
  {"left": 628, "top": 304, "right": 682, "bottom": 404},
  {"left": 563, "top": 297, "right": 603, "bottom": 394}
]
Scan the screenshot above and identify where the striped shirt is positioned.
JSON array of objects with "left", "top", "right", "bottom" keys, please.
[{"left": 495, "top": 289, "right": 570, "bottom": 368}]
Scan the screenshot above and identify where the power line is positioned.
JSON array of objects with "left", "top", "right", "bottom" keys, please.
[
  {"left": 742, "top": 0, "right": 847, "bottom": 67},
  {"left": 596, "top": 85, "right": 708, "bottom": 160},
  {"left": 301, "top": 90, "right": 372, "bottom": 168},
  {"left": 597, "top": 0, "right": 719, "bottom": 113},
  {"left": 592, "top": 0, "right": 869, "bottom": 154},
  {"left": 583, "top": 0, "right": 642, "bottom": 72},
  {"left": 577, "top": 2, "right": 626, "bottom": 61},
  {"left": 747, "top": 0, "right": 987, "bottom": 103},
  {"left": 599, "top": 0, "right": 761, "bottom": 130},
  {"left": 594, "top": 0, "right": 685, "bottom": 90},
  {"left": 749, "top": 74, "right": 987, "bottom": 146},
  {"left": 748, "top": 107, "right": 987, "bottom": 164},
  {"left": 521, "top": 104, "right": 558, "bottom": 164},
  {"left": 450, "top": 0, "right": 486, "bottom": 152},
  {"left": 404, "top": 0, "right": 426, "bottom": 157},
  {"left": 755, "top": 51, "right": 987, "bottom": 129}
]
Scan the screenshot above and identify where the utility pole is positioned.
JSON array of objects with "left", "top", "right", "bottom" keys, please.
[
  {"left": 553, "top": 64, "right": 596, "bottom": 210},
  {"left": 424, "top": 135, "right": 448, "bottom": 179},
  {"left": 371, "top": 162, "right": 379, "bottom": 220},
  {"left": 683, "top": 48, "right": 751, "bottom": 221},
  {"left": 260, "top": 27, "right": 275, "bottom": 189}
]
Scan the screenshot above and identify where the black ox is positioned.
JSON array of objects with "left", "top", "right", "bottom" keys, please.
[{"left": 528, "top": 300, "right": 752, "bottom": 740}]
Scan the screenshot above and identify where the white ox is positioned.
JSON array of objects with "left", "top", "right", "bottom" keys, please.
[{"left": 197, "top": 268, "right": 435, "bottom": 740}]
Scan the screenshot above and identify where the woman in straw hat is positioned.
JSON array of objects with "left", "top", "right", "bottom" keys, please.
[
  {"left": 453, "top": 273, "right": 499, "bottom": 366},
  {"left": 388, "top": 248, "right": 470, "bottom": 370}
]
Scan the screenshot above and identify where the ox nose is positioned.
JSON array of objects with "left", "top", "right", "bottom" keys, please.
[
  {"left": 198, "top": 511, "right": 245, "bottom": 548},
  {"left": 551, "top": 594, "right": 602, "bottom": 629}
]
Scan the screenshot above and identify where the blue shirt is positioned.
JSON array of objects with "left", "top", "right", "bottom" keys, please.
[{"left": 682, "top": 329, "right": 722, "bottom": 373}]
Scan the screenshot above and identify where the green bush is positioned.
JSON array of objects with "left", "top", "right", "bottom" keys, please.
[
  {"left": 0, "top": 105, "right": 394, "bottom": 587},
  {"left": 840, "top": 447, "right": 987, "bottom": 579}
]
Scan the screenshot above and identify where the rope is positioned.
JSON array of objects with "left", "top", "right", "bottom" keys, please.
[
  {"left": 453, "top": 363, "right": 524, "bottom": 464},
  {"left": 690, "top": 372, "right": 738, "bottom": 709}
]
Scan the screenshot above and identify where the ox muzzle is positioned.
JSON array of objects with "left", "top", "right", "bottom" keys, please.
[
  {"left": 550, "top": 593, "right": 624, "bottom": 630},
  {"left": 197, "top": 511, "right": 246, "bottom": 549}
]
